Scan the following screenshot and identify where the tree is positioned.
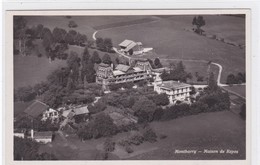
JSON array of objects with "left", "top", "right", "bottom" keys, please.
[
  {"left": 240, "top": 103, "right": 246, "bottom": 120},
  {"left": 77, "top": 113, "right": 118, "bottom": 140},
  {"left": 132, "top": 96, "right": 157, "bottom": 123},
  {"left": 192, "top": 15, "right": 206, "bottom": 34},
  {"left": 42, "top": 28, "right": 54, "bottom": 50},
  {"left": 68, "top": 20, "right": 78, "bottom": 28},
  {"left": 91, "top": 51, "right": 102, "bottom": 64},
  {"left": 115, "top": 57, "right": 120, "bottom": 64},
  {"left": 14, "top": 137, "right": 39, "bottom": 160},
  {"left": 103, "top": 138, "right": 115, "bottom": 153},
  {"left": 152, "top": 93, "right": 169, "bottom": 106},
  {"left": 65, "top": 30, "right": 77, "bottom": 45},
  {"left": 102, "top": 54, "right": 112, "bottom": 64},
  {"left": 103, "top": 38, "right": 113, "bottom": 52},
  {"left": 206, "top": 72, "right": 220, "bottom": 93},
  {"left": 14, "top": 16, "right": 27, "bottom": 56},
  {"left": 96, "top": 37, "right": 105, "bottom": 51},
  {"left": 82, "top": 47, "right": 90, "bottom": 64},
  {"left": 236, "top": 72, "right": 246, "bottom": 83},
  {"left": 226, "top": 74, "right": 237, "bottom": 84},
  {"left": 36, "top": 24, "right": 44, "bottom": 39},
  {"left": 52, "top": 27, "right": 67, "bottom": 43},
  {"left": 154, "top": 58, "right": 163, "bottom": 68},
  {"left": 67, "top": 51, "right": 81, "bottom": 84}
]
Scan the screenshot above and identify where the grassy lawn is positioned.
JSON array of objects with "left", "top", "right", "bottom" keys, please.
[
  {"left": 97, "top": 15, "right": 245, "bottom": 83},
  {"left": 39, "top": 111, "right": 245, "bottom": 160},
  {"left": 129, "top": 111, "right": 245, "bottom": 160},
  {"left": 223, "top": 85, "right": 246, "bottom": 97},
  {"left": 14, "top": 101, "right": 33, "bottom": 118},
  {"left": 14, "top": 55, "right": 66, "bottom": 89},
  {"left": 22, "top": 15, "right": 245, "bottom": 84}
]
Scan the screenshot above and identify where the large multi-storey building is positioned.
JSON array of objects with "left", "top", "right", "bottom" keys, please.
[
  {"left": 96, "top": 59, "right": 160, "bottom": 88},
  {"left": 154, "top": 77, "right": 192, "bottom": 104}
]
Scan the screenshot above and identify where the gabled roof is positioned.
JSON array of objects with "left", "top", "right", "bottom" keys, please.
[
  {"left": 115, "top": 64, "right": 131, "bottom": 72},
  {"left": 24, "top": 100, "right": 49, "bottom": 118},
  {"left": 119, "top": 39, "right": 135, "bottom": 47},
  {"left": 119, "top": 39, "right": 137, "bottom": 52},
  {"left": 158, "top": 81, "right": 191, "bottom": 90},
  {"left": 73, "top": 105, "right": 89, "bottom": 115},
  {"left": 124, "top": 42, "right": 137, "bottom": 52},
  {"left": 34, "top": 131, "right": 52, "bottom": 139}
]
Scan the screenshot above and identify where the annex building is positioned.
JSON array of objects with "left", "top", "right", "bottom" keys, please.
[{"left": 154, "top": 78, "right": 192, "bottom": 104}]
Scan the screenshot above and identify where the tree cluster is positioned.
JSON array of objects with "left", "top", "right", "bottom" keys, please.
[
  {"left": 161, "top": 61, "right": 192, "bottom": 82},
  {"left": 14, "top": 137, "right": 57, "bottom": 160},
  {"left": 192, "top": 15, "right": 206, "bottom": 35},
  {"left": 77, "top": 113, "right": 118, "bottom": 140},
  {"left": 95, "top": 37, "right": 114, "bottom": 53},
  {"left": 226, "top": 72, "right": 246, "bottom": 85}
]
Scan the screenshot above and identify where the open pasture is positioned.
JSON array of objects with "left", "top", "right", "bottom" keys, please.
[
  {"left": 129, "top": 111, "right": 245, "bottom": 160},
  {"left": 97, "top": 15, "right": 245, "bottom": 83}
]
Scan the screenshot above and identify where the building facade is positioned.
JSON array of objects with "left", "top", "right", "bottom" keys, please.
[
  {"left": 154, "top": 78, "right": 192, "bottom": 104},
  {"left": 96, "top": 60, "right": 155, "bottom": 88}
]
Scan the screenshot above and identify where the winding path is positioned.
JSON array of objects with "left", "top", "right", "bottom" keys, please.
[{"left": 92, "top": 31, "right": 98, "bottom": 41}]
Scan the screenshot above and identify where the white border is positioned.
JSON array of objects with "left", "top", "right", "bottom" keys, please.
[{"left": 1, "top": 1, "right": 260, "bottom": 165}]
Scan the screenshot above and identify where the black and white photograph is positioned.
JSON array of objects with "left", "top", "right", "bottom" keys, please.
[{"left": 11, "top": 10, "right": 248, "bottom": 161}]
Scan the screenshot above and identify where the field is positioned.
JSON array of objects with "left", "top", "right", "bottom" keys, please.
[
  {"left": 38, "top": 111, "right": 245, "bottom": 160},
  {"left": 97, "top": 15, "right": 245, "bottom": 83},
  {"left": 14, "top": 55, "right": 66, "bottom": 89},
  {"left": 223, "top": 85, "right": 246, "bottom": 98},
  {"left": 16, "top": 15, "right": 244, "bottom": 87},
  {"left": 22, "top": 15, "right": 245, "bottom": 84},
  {"left": 130, "top": 111, "right": 245, "bottom": 160}
]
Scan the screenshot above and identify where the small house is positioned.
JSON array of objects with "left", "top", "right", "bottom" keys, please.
[
  {"left": 32, "top": 130, "right": 53, "bottom": 144},
  {"left": 23, "top": 100, "right": 59, "bottom": 121}
]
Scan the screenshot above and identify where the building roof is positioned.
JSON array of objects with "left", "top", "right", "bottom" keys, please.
[
  {"left": 133, "top": 67, "right": 143, "bottom": 72},
  {"left": 119, "top": 39, "right": 137, "bottom": 52},
  {"left": 24, "top": 100, "right": 49, "bottom": 118},
  {"left": 62, "top": 109, "right": 71, "bottom": 118},
  {"left": 124, "top": 42, "right": 137, "bottom": 52},
  {"left": 119, "top": 39, "right": 135, "bottom": 47},
  {"left": 158, "top": 81, "right": 191, "bottom": 90},
  {"left": 115, "top": 64, "right": 131, "bottom": 72},
  {"left": 34, "top": 131, "right": 52, "bottom": 139},
  {"left": 73, "top": 105, "right": 89, "bottom": 115},
  {"left": 98, "top": 63, "right": 110, "bottom": 68},
  {"left": 113, "top": 70, "right": 125, "bottom": 76}
]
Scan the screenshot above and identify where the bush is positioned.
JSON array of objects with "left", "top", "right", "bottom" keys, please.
[
  {"left": 118, "top": 138, "right": 130, "bottom": 147},
  {"left": 68, "top": 20, "right": 78, "bottom": 28},
  {"left": 159, "top": 134, "right": 167, "bottom": 139},
  {"left": 128, "top": 131, "right": 144, "bottom": 145},
  {"left": 103, "top": 138, "right": 115, "bottom": 153},
  {"left": 142, "top": 128, "right": 157, "bottom": 143},
  {"left": 125, "top": 146, "right": 134, "bottom": 153}
]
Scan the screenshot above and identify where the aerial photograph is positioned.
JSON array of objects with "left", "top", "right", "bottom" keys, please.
[{"left": 13, "top": 13, "right": 246, "bottom": 160}]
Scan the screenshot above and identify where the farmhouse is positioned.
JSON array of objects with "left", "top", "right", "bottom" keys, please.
[
  {"left": 96, "top": 59, "right": 155, "bottom": 88},
  {"left": 31, "top": 130, "right": 53, "bottom": 144},
  {"left": 154, "top": 78, "right": 192, "bottom": 104},
  {"left": 24, "top": 100, "right": 59, "bottom": 121},
  {"left": 119, "top": 39, "right": 143, "bottom": 55}
]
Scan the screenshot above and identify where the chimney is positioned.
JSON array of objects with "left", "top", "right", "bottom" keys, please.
[{"left": 31, "top": 129, "right": 34, "bottom": 139}]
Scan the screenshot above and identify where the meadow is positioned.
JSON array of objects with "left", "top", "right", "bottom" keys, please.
[
  {"left": 38, "top": 110, "right": 245, "bottom": 160},
  {"left": 20, "top": 15, "right": 245, "bottom": 85},
  {"left": 98, "top": 15, "right": 245, "bottom": 83}
]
